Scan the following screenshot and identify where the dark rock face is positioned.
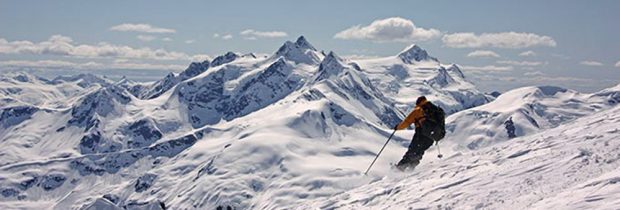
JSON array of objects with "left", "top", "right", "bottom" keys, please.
[
  {"left": 489, "top": 91, "right": 502, "bottom": 98},
  {"left": 68, "top": 86, "right": 131, "bottom": 130},
  {"left": 0, "top": 172, "right": 68, "bottom": 197},
  {"left": 141, "top": 60, "right": 211, "bottom": 99},
  {"left": 78, "top": 130, "right": 121, "bottom": 155},
  {"left": 135, "top": 173, "right": 157, "bottom": 193},
  {"left": 70, "top": 134, "right": 198, "bottom": 176},
  {"left": 103, "top": 194, "right": 120, "bottom": 204},
  {"left": 1, "top": 188, "right": 19, "bottom": 197},
  {"left": 123, "top": 200, "right": 166, "bottom": 210},
  {"left": 79, "top": 131, "right": 102, "bottom": 154},
  {"left": 216, "top": 205, "right": 234, "bottom": 210},
  {"left": 180, "top": 60, "right": 211, "bottom": 79},
  {"left": 0, "top": 106, "right": 39, "bottom": 127},
  {"left": 78, "top": 119, "right": 163, "bottom": 157},
  {"left": 40, "top": 174, "right": 67, "bottom": 191},
  {"left": 125, "top": 119, "right": 163, "bottom": 148},
  {"left": 428, "top": 67, "right": 456, "bottom": 88},
  {"left": 314, "top": 52, "right": 344, "bottom": 82},
  {"left": 211, "top": 52, "right": 238, "bottom": 67},
  {"left": 179, "top": 58, "right": 301, "bottom": 128},
  {"left": 19, "top": 176, "right": 39, "bottom": 190}
]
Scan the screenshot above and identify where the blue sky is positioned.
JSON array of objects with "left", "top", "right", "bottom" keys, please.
[{"left": 0, "top": 0, "right": 618, "bottom": 92}]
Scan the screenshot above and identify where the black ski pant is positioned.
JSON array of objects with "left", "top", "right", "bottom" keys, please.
[{"left": 397, "top": 128, "right": 434, "bottom": 167}]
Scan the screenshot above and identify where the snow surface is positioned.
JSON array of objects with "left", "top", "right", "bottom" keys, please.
[
  {"left": 446, "top": 86, "right": 620, "bottom": 150},
  {"left": 302, "top": 104, "right": 620, "bottom": 209},
  {"left": 1, "top": 36, "right": 618, "bottom": 209}
]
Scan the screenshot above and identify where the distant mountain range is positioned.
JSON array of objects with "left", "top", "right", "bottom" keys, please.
[{"left": 0, "top": 36, "right": 618, "bottom": 209}]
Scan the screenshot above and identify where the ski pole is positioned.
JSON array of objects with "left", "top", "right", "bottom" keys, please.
[
  {"left": 436, "top": 141, "right": 443, "bottom": 159},
  {"left": 364, "top": 129, "right": 397, "bottom": 175}
]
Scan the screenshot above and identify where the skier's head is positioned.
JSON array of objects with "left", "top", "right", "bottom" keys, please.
[{"left": 416, "top": 96, "right": 427, "bottom": 106}]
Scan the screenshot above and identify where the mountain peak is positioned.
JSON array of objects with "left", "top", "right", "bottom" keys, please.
[
  {"left": 211, "top": 52, "right": 239, "bottom": 66},
  {"left": 180, "top": 60, "right": 210, "bottom": 80},
  {"left": 295, "top": 35, "right": 316, "bottom": 51},
  {"left": 446, "top": 64, "right": 465, "bottom": 78},
  {"left": 397, "top": 44, "right": 437, "bottom": 64},
  {"left": 273, "top": 36, "right": 322, "bottom": 65},
  {"left": 313, "top": 51, "right": 346, "bottom": 82},
  {"left": 322, "top": 51, "right": 342, "bottom": 65}
]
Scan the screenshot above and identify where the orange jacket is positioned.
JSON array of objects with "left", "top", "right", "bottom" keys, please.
[{"left": 396, "top": 99, "right": 428, "bottom": 130}]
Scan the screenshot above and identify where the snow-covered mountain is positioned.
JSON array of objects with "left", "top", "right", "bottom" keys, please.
[
  {"left": 1, "top": 36, "right": 618, "bottom": 209},
  {"left": 446, "top": 85, "right": 620, "bottom": 150},
  {"left": 353, "top": 44, "right": 489, "bottom": 114},
  {"left": 0, "top": 72, "right": 111, "bottom": 108}
]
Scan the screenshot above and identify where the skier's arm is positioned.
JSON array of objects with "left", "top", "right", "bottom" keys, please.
[{"left": 396, "top": 108, "right": 422, "bottom": 130}]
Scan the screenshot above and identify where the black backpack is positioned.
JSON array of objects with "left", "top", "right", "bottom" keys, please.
[{"left": 421, "top": 102, "right": 446, "bottom": 141}]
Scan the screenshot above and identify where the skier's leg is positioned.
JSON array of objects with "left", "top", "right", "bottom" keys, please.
[
  {"left": 397, "top": 133, "right": 434, "bottom": 170},
  {"left": 411, "top": 136, "right": 434, "bottom": 163},
  {"left": 396, "top": 133, "right": 423, "bottom": 169}
]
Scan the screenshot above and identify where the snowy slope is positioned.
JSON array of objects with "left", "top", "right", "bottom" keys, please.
[
  {"left": 0, "top": 50, "right": 398, "bottom": 210},
  {"left": 446, "top": 85, "right": 620, "bottom": 150},
  {"left": 0, "top": 36, "right": 539, "bottom": 209},
  {"left": 302, "top": 104, "right": 620, "bottom": 209}
]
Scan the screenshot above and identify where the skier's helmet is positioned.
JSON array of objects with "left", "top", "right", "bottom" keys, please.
[{"left": 416, "top": 96, "right": 427, "bottom": 105}]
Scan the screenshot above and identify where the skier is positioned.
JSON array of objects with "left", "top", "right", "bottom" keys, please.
[{"left": 394, "top": 96, "right": 445, "bottom": 171}]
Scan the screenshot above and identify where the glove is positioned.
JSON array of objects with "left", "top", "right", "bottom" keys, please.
[{"left": 393, "top": 124, "right": 399, "bottom": 130}]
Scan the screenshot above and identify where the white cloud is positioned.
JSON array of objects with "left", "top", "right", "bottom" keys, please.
[
  {"left": 442, "top": 32, "right": 557, "bottom": 48},
  {"left": 334, "top": 17, "right": 440, "bottom": 42},
  {"left": 109, "top": 23, "right": 176, "bottom": 33},
  {"left": 519, "top": 50, "right": 537, "bottom": 57},
  {"left": 114, "top": 59, "right": 129, "bottom": 63},
  {"left": 580, "top": 60, "right": 604, "bottom": 66},
  {"left": 0, "top": 59, "right": 186, "bottom": 70},
  {"left": 524, "top": 71, "right": 545, "bottom": 76},
  {"left": 190, "top": 54, "right": 211, "bottom": 62},
  {"left": 162, "top": 37, "right": 173, "bottom": 42},
  {"left": 616, "top": 61, "right": 620, "bottom": 67},
  {"left": 467, "top": 50, "right": 500, "bottom": 58},
  {"left": 497, "top": 60, "right": 545, "bottom": 66},
  {"left": 222, "top": 34, "right": 233, "bottom": 40},
  {"left": 523, "top": 75, "right": 592, "bottom": 83},
  {"left": 213, "top": 33, "right": 233, "bottom": 40},
  {"left": 460, "top": 65, "right": 513, "bottom": 72},
  {"left": 185, "top": 40, "right": 195, "bottom": 44},
  {"left": 0, "top": 35, "right": 197, "bottom": 60},
  {"left": 137, "top": 35, "right": 156, "bottom": 42},
  {"left": 240, "top": 29, "right": 288, "bottom": 39}
]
